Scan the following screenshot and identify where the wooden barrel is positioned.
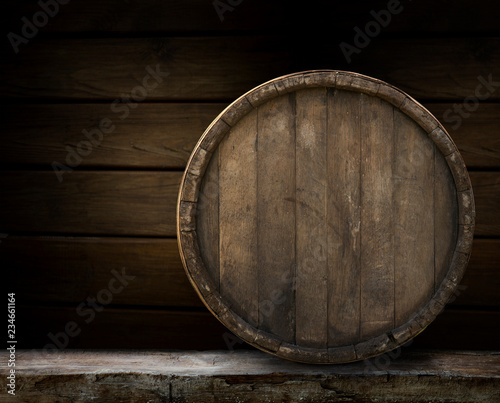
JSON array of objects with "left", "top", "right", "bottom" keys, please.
[{"left": 177, "top": 71, "right": 475, "bottom": 364}]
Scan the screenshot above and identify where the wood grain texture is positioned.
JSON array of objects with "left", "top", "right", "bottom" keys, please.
[
  {"left": 4, "top": 351, "right": 500, "bottom": 402},
  {"left": 0, "top": 171, "right": 497, "bottom": 239},
  {"left": 359, "top": 94, "right": 395, "bottom": 339},
  {"left": 257, "top": 94, "right": 296, "bottom": 342},
  {"left": 469, "top": 172, "right": 500, "bottom": 237},
  {"left": 3, "top": 236, "right": 202, "bottom": 307},
  {"left": 294, "top": 89, "right": 327, "bottom": 348},
  {"left": 1, "top": 103, "right": 498, "bottom": 169},
  {"left": 3, "top": 237, "right": 498, "bottom": 308},
  {"left": 323, "top": 38, "right": 500, "bottom": 101},
  {"left": 2, "top": 37, "right": 500, "bottom": 101},
  {"left": 326, "top": 89, "right": 361, "bottom": 346},
  {"left": 197, "top": 149, "right": 220, "bottom": 289},
  {"left": 0, "top": 37, "right": 292, "bottom": 101},
  {"left": 393, "top": 110, "right": 435, "bottom": 326},
  {"left": 426, "top": 104, "right": 500, "bottom": 169},
  {"left": 434, "top": 150, "right": 459, "bottom": 290},
  {"left": 219, "top": 109, "right": 259, "bottom": 326},
  {"left": 0, "top": 171, "right": 181, "bottom": 236},
  {"left": 0, "top": 103, "right": 223, "bottom": 169}
]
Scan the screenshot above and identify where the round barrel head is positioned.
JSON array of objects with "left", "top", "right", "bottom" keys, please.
[{"left": 177, "top": 70, "right": 474, "bottom": 364}]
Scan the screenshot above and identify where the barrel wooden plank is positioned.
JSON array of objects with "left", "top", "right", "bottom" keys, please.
[
  {"left": 326, "top": 89, "right": 361, "bottom": 346},
  {"left": 219, "top": 109, "right": 259, "bottom": 326},
  {"left": 434, "top": 151, "right": 459, "bottom": 290},
  {"left": 257, "top": 95, "right": 296, "bottom": 341},
  {"left": 359, "top": 94, "right": 395, "bottom": 339},
  {"left": 197, "top": 149, "right": 220, "bottom": 289},
  {"left": 295, "top": 88, "right": 327, "bottom": 348},
  {"left": 393, "top": 111, "right": 435, "bottom": 326}
]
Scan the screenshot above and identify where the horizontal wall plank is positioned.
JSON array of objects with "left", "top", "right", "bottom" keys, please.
[
  {"left": 426, "top": 104, "right": 500, "bottom": 169},
  {"left": 0, "top": 172, "right": 498, "bottom": 237},
  {"left": 5, "top": 237, "right": 498, "bottom": 308},
  {"left": 1, "top": 103, "right": 499, "bottom": 169},
  {"left": 4, "top": 236, "right": 202, "bottom": 307},
  {"left": 455, "top": 239, "right": 500, "bottom": 307},
  {"left": 16, "top": 306, "right": 230, "bottom": 350},
  {"left": 470, "top": 172, "right": 500, "bottom": 237},
  {"left": 3, "top": 0, "right": 500, "bottom": 34},
  {"left": 328, "top": 38, "right": 500, "bottom": 101},
  {"left": 0, "top": 171, "right": 181, "bottom": 236},
  {"left": 16, "top": 305, "right": 500, "bottom": 350},
  {"left": 0, "top": 103, "right": 223, "bottom": 169},
  {"left": 1, "top": 37, "right": 293, "bottom": 101},
  {"left": 2, "top": 37, "right": 500, "bottom": 101}
]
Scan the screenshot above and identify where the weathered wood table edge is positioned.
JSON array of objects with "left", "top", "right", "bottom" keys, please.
[{"left": 2, "top": 350, "right": 499, "bottom": 402}]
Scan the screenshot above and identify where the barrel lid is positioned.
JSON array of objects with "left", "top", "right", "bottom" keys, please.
[{"left": 177, "top": 70, "right": 475, "bottom": 364}]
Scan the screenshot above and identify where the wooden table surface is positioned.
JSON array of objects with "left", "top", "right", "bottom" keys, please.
[{"left": 3, "top": 350, "right": 499, "bottom": 402}]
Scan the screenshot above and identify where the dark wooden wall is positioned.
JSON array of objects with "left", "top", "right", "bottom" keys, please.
[{"left": 2, "top": 0, "right": 499, "bottom": 351}]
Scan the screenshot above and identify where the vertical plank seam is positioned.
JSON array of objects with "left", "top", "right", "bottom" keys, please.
[
  {"left": 433, "top": 144, "right": 436, "bottom": 294},
  {"left": 292, "top": 91, "right": 297, "bottom": 345},
  {"left": 392, "top": 106, "right": 396, "bottom": 329},
  {"left": 217, "top": 148, "right": 221, "bottom": 292},
  {"left": 256, "top": 107, "right": 260, "bottom": 329},
  {"left": 324, "top": 87, "right": 329, "bottom": 348},
  {"left": 358, "top": 92, "right": 363, "bottom": 342}
]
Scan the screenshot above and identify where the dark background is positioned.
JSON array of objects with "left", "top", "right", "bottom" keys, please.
[{"left": 1, "top": 0, "right": 499, "bottom": 351}]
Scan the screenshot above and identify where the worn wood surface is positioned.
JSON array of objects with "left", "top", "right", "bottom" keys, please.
[
  {"left": 257, "top": 94, "right": 296, "bottom": 341},
  {"left": 2, "top": 38, "right": 500, "bottom": 101},
  {"left": 2, "top": 350, "right": 499, "bottom": 402},
  {"left": 3, "top": 237, "right": 499, "bottom": 308},
  {"left": 0, "top": 171, "right": 180, "bottom": 236},
  {"left": 0, "top": 103, "right": 222, "bottom": 169},
  {"left": 0, "top": 103, "right": 499, "bottom": 169},
  {"left": 359, "top": 94, "right": 395, "bottom": 340},
  {"left": 295, "top": 89, "right": 327, "bottom": 348},
  {"left": 326, "top": 89, "right": 361, "bottom": 346},
  {"left": 180, "top": 72, "right": 473, "bottom": 363}
]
